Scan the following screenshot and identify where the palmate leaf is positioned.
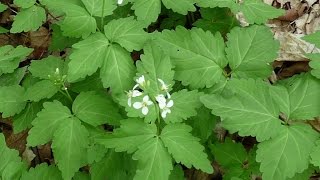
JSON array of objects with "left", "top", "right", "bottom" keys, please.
[
  {"left": 196, "top": 0, "right": 238, "bottom": 12},
  {"left": 81, "top": 0, "right": 116, "bottom": 17},
  {"left": 13, "top": 102, "right": 42, "bottom": 133},
  {"left": 20, "top": 163, "right": 63, "bottom": 180},
  {"left": 161, "top": 0, "right": 196, "bottom": 15},
  {"left": 226, "top": 25, "right": 279, "bottom": 78},
  {"left": 160, "top": 123, "right": 213, "bottom": 173},
  {"left": 305, "top": 53, "right": 320, "bottom": 79},
  {"left": 29, "top": 56, "right": 65, "bottom": 80},
  {"left": 256, "top": 124, "right": 319, "bottom": 180},
  {"left": 156, "top": 26, "right": 226, "bottom": 89},
  {"left": 201, "top": 79, "right": 282, "bottom": 142},
  {"left": 310, "top": 140, "right": 320, "bottom": 168},
  {"left": 2, "top": 161, "right": 27, "bottom": 180},
  {"left": 0, "top": 67, "right": 27, "bottom": 86},
  {"left": 10, "top": 5, "right": 46, "bottom": 33},
  {"left": 49, "top": 25, "right": 79, "bottom": 51},
  {"left": 0, "top": 85, "right": 26, "bottom": 117},
  {"left": 14, "top": 0, "right": 36, "bottom": 8},
  {"left": 24, "top": 80, "right": 60, "bottom": 102},
  {"left": 302, "top": 30, "right": 320, "bottom": 48}
]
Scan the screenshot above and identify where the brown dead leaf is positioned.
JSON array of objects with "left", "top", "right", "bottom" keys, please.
[{"left": 5, "top": 130, "right": 28, "bottom": 154}]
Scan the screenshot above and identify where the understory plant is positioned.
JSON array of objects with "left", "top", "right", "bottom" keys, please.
[{"left": 1, "top": 0, "right": 320, "bottom": 180}]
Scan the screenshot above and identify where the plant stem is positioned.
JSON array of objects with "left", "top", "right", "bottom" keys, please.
[{"left": 101, "top": 0, "right": 106, "bottom": 30}]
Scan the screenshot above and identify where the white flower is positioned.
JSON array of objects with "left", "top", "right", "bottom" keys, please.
[
  {"left": 133, "top": 95, "right": 153, "bottom": 115},
  {"left": 127, "top": 90, "right": 143, "bottom": 106},
  {"left": 161, "top": 100, "right": 174, "bottom": 118},
  {"left": 136, "top": 75, "right": 146, "bottom": 86},
  {"left": 117, "top": 0, "right": 123, "bottom": 5},
  {"left": 155, "top": 94, "right": 166, "bottom": 109},
  {"left": 158, "top": 78, "right": 171, "bottom": 98}
]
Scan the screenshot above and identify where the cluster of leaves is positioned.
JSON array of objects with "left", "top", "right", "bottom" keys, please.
[{"left": 1, "top": 0, "right": 320, "bottom": 180}]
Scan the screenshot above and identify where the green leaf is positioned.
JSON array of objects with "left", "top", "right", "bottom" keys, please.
[
  {"left": 67, "top": 33, "right": 109, "bottom": 82},
  {"left": 0, "top": 85, "right": 26, "bottom": 118},
  {"left": 306, "top": 53, "right": 320, "bottom": 79},
  {"left": 14, "top": 0, "right": 36, "bottom": 8},
  {"left": 288, "top": 166, "right": 316, "bottom": 180},
  {"left": 132, "top": 0, "right": 161, "bottom": 25},
  {"left": 132, "top": 137, "right": 173, "bottom": 180},
  {"left": 27, "top": 100, "right": 72, "bottom": 146},
  {"left": 160, "top": 123, "right": 213, "bottom": 173},
  {"left": 165, "top": 90, "right": 203, "bottom": 123},
  {"left": 69, "top": 72, "right": 104, "bottom": 93},
  {"left": 0, "top": 67, "right": 26, "bottom": 86},
  {"left": 310, "top": 140, "right": 320, "bottom": 168},
  {"left": 226, "top": 25, "right": 280, "bottom": 78},
  {"left": 100, "top": 44, "right": 136, "bottom": 95},
  {"left": 169, "top": 165, "right": 185, "bottom": 180},
  {"left": 196, "top": 0, "right": 238, "bottom": 12},
  {"left": 104, "top": 17, "right": 149, "bottom": 51},
  {"left": 13, "top": 102, "right": 42, "bottom": 133},
  {"left": 73, "top": 91, "right": 122, "bottom": 126},
  {"left": 81, "top": 0, "right": 116, "bottom": 17},
  {"left": 271, "top": 73, "right": 320, "bottom": 120},
  {"left": 24, "top": 80, "right": 60, "bottom": 102},
  {"left": 49, "top": 25, "right": 79, "bottom": 51},
  {"left": 136, "top": 41, "right": 174, "bottom": 95},
  {"left": 2, "top": 161, "right": 27, "bottom": 180},
  {"left": 201, "top": 79, "right": 282, "bottom": 142},
  {"left": 256, "top": 124, "right": 319, "bottom": 180},
  {"left": 96, "top": 119, "right": 157, "bottom": 153},
  {"left": 10, "top": 5, "right": 46, "bottom": 33},
  {"left": 303, "top": 30, "right": 320, "bottom": 48},
  {"left": 0, "top": 26, "right": 9, "bottom": 33},
  {"left": 161, "top": 0, "right": 196, "bottom": 15},
  {"left": 239, "top": 0, "right": 284, "bottom": 24},
  {"left": 52, "top": 118, "right": 89, "bottom": 180},
  {"left": 73, "top": 172, "right": 90, "bottom": 180},
  {"left": 29, "top": 56, "right": 65, "bottom": 80},
  {"left": 0, "top": 3, "right": 7, "bottom": 12},
  {"left": 21, "top": 163, "right": 63, "bottom": 180},
  {"left": 60, "top": 4, "right": 96, "bottom": 38},
  {"left": 156, "top": 26, "right": 226, "bottom": 89}
]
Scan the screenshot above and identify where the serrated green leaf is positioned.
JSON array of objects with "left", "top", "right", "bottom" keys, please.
[
  {"left": 81, "top": 0, "right": 116, "bottom": 17},
  {"left": 20, "top": 163, "right": 63, "bottom": 180},
  {"left": 27, "top": 100, "right": 72, "bottom": 146},
  {"left": 60, "top": 4, "right": 96, "bottom": 38},
  {"left": 132, "top": 0, "right": 161, "bottom": 25},
  {"left": 14, "top": 0, "right": 36, "bottom": 8},
  {"left": 69, "top": 72, "right": 104, "bottom": 93},
  {"left": 201, "top": 79, "right": 282, "bottom": 142},
  {"left": 86, "top": 144, "right": 107, "bottom": 164},
  {"left": 256, "top": 124, "right": 319, "bottom": 180},
  {"left": 96, "top": 119, "right": 157, "bottom": 153},
  {"left": 310, "top": 140, "right": 320, "bottom": 168},
  {"left": 24, "top": 80, "right": 60, "bottom": 102},
  {"left": 196, "top": 0, "right": 238, "bottom": 12},
  {"left": 49, "top": 24, "right": 79, "bottom": 51},
  {"left": 52, "top": 117, "right": 89, "bottom": 180},
  {"left": 226, "top": 25, "right": 279, "bottom": 78},
  {"left": 13, "top": 102, "right": 42, "bottom": 133},
  {"left": 164, "top": 90, "right": 202, "bottom": 123},
  {"left": 104, "top": 17, "right": 149, "bottom": 51},
  {"left": 132, "top": 137, "right": 173, "bottom": 180},
  {"left": 156, "top": 26, "right": 226, "bottom": 89},
  {"left": 0, "top": 26, "right": 9, "bottom": 33},
  {"left": 0, "top": 67, "right": 26, "bottom": 86},
  {"left": 0, "top": 3, "right": 7, "bottom": 12},
  {"left": 73, "top": 172, "right": 90, "bottom": 180},
  {"left": 288, "top": 166, "right": 315, "bottom": 180},
  {"left": 306, "top": 53, "right": 320, "bottom": 79},
  {"left": 160, "top": 123, "right": 213, "bottom": 173},
  {"left": 29, "top": 56, "right": 65, "bottom": 80},
  {"left": 162, "top": 0, "right": 196, "bottom": 15},
  {"left": 302, "top": 31, "right": 320, "bottom": 48},
  {"left": 73, "top": 91, "right": 122, "bottom": 126},
  {"left": 10, "top": 5, "right": 46, "bottom": 33},
  {"left": 2, "top": 161, "right": 27, "bottom": 180},
  {"left": 169, "top": 165, "right": 185, "bottom": 180},
  {"left": 240, "top": 0, "right": 284, "bottom": 24},
  {"left": 0, "top": 85, "right": 26, "bottom": 117},
  {"left": 67, "top": 33, "right": 109, "bottom": 82}
]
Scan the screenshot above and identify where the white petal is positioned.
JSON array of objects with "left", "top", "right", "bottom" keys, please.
[
  {"left": 161, "top": 110, "right": 167, "bottom": 118},
  {"left": 166, "top": 92, "right": 171, "bottom": 99},
  {"left": 158, "top": 101, "right": 166, "bottom": 109},
  {"left": 146, "top": 100, "right": 153, "bottom": 106},
  {"left": 132, "top": 90, "right": 142, "bottom": 97},
  {"left": 133, "top": 84, "right": 139, "bottom": 90},
  {"left": 128, "top": 98, "right": 132, "bottom": 107},
  {"left": 158, "top": 78, "right": 165, "bottom": 85},
  {"left": 117, "top": 0, "right": 123, "bottom": 4},
  {"left": 143, "top": 95, "right": 150, "bottom": 102},
  {"left": 133, "top": 102, "right": 142, "bottom": 109},
  {"left": 155, "top": 94, "right": 166, "bottom": 103},
  {"left": 136, "top": 75, "right": 145, "bottom": 85},
  {"left": 167, "top": 100, "right": 174, "bottom": 108},
  {"left": 142, "top": 106, "right": 149, "bottom": 115}
]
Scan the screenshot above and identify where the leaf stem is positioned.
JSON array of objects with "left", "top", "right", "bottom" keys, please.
[{"left": 101, "top": 0, "right": 106, "bottom": 31}]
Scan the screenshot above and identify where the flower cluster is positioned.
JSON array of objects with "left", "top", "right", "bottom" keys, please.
[{"left": 126, "top": 75, "right": 173, "bottom": 119}]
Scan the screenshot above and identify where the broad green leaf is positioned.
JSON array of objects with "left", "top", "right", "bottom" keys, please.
[
  {"left": 86, "top": 144, "right": 107, "bottom": 164},
  {"left": 73, "top": 172, "right": 90, "bottom": 180},
  {"left": 169, "top": 165, "right": 185, "bottom": 180},
  {"left": 302, "top": 30, "right": 320, "bottom": 48},
  {"left": 256, "top": 124, "right": 319, "bottom": 180},
  {"left": 21, "top": 163, "right": 63, "bottom": 180},
  {"left": 240, "top": 0, "right": 284, "bottom": 24},
  {"left": 306, "top": 53, "right": 320, "bottom": 79},
  {"left": 132, "top": 137, "right": 173, "bottom": 180},
  {"left": 132, "top": 0, "right": 161, "bottom": 25},
  {"left": 60, "top": 4, "right": 96, "bottom": 38},
  {"left": 81, "top": 0, "right": 116, "bottom": 17},
  {"left": 156, "top": 26, "right": 226, "bottom": 89},
  {"left": 96, "top": 119, "right": 157, "bottom": 153},
  {"left": 104, "top": 17, "right": 149, "bottom": 51},
  {"left": 100, "top": 44, "right": 136, "bottom": 95},
  {"left": 0, "top": 85, "right": 26, "bottom": 117},
  {"left": 67, "top": 33, "right": 109, "bottom": 82},
  {"left": 0, "top": 67, "right": 26, "bottom": 86},
  {"left": 14, "top": 0, "right": 36, "bottom": 8},
  {"left": 73, "top": 91, "right": 122, "bottom": 126},
  {"left": 69, "top": 72, "right": 104, "bottom": 93},
  {"left": 52, "top": 118, "right": 89, "bottom": 180},
  {"left": 27, "top": 101, "right": 72, "bottom": 146},
  {"left": 10, "top": 5, "right": 46, "bottom": 33},
  {"left": 49, "top": 25, "right": 79, "bottom": 51},
  {"left": 161, "top": 0, "right": 196, "bottom": 15},
  {"left": 24, "top": 80, "right": 60, "bottom": 102},
  {"left": 226, "top": 25, "right": 280, "bottom": 78},
  {"left": 29, "top": 56, "right": 65, "bottom": 80},
  {"left": 288, "top": 166, "right": 316, "bottom": 180},
  {"left": 2, "top": 161, "right": 27, "bottom": 180},
  {"left": 136, "top": 41, "right": 174, "bottom": 95},
  {"left": 160, "top": 123, "right": 213, "bottom": 173},
  {"left": 0, "top": 3, "right": 7, "bottom": 12},
  {"left": 196, "top": 0, "right": 238, "bottom": 12},
  {"left": 164, "top": 90, "right": 203, "bottom": 123},
  {"left": 13, "top": 102, "right": 42, "bottom": 133},
  {"left": 159, "top": 10, "right": 186, "bottom": 30},
  {"left": 0, "top": 26, "right": 9, "bottom": 33},
  {"left": 201, "top": 79, "right": 282, "bottom": 142},
  {"left": 310, "top": 140, "right": 320, "bottom": 168},
  {"left": 272, "top": 73, "right": 320, "bottom": 120}
]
